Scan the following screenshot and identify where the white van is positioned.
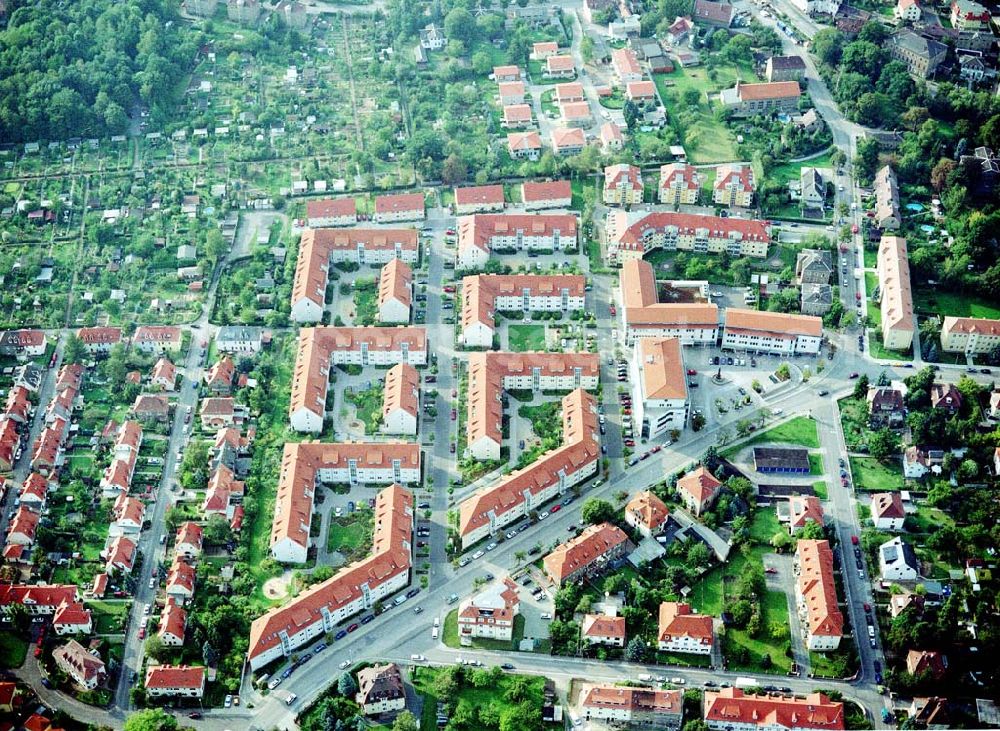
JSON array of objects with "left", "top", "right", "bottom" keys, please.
[{"left": 432, "top": 627, "right": 439, "bottom": 639}]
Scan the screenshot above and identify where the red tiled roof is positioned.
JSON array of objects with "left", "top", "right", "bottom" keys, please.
[
  {"left": 736, "top": 80, "right": 801, "bottom": 101},
  {"left": 704, "top": 688, "right": 844, "bottom": 729},
  {"left": 77, "top": 327, "right": 122, "bottom": 345},
  {"left": 871, "top": 492, "right": 905, "bottom": 520},
  {"left": 521, "top": 180, "right": 571, "bottom": 203},
  {"left": 625, "top": 491, "right": 669, "bottom": 530},
  {"left": 455, "top": 185, "right": 504, "bottom": 207},
  {"left": 144, "top": 665, "right": 205, "bottom": 690},
  {"left": 658, "top": 601, "right": 714, "bottom": 644},
  {"left": 797, "top": 540, "right": 843, "bottom": 638},
  {"left": 677, "top": 466, "right": 722, "bottom": 506},
  {"left": 306, "top": 198, "right": 356, "bottom": 219},
  {"left": 374, "top": 192, "right": 425, "bottom": 215},
  {"left": 543, "top": 522, "right": 629, "bottom": 583},
  {"left": 52, "top": 600, "right": 91, "bottom": 627},
  {"left": 582, "top": 613, "right": 626, "bottom": 639}
]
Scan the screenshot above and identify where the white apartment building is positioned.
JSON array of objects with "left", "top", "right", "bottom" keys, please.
[
  {"left": 631, "top": 338, "right": 688, "bottom": 439},
  {"left": 456, "top": 214, "right": 578, "bottom": 270},
  {"left": 722, "top": 308, "right": 823, "bottom": 355}
]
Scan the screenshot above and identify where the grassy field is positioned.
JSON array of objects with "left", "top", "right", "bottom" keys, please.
[
  {"left": 769, "top": 150, "right": 836, "bottom": 184},
  {"left": 838, "top": 396, "right": 870, "bottom": 451},
  {"left": 731, "top": 415, "right": 820, "bottom": 453},
  {"left": 809, "top": 453, "right": 824, "bottom": 475},
  {"left": 653, "top": 66, "right": 744, "bottom": 164},
  {"left": 325, "top": 509, "right": 373, "bottom": 559},
  {"left": 813, "top": 480, "right": 828, "bottom": 500},
  {"left": 0, "top": 631, "right": 27, "bottom": 668},
  {"left": 345, "top": 384, "right": 383, "bottom": 434},
  {"left": 87, "top": 600, "right": 130, "bottom": 635},
  {"left": 508, "top": 323, "right": 546, "bottom": 351},
  {"left": 914, "top": 288, "right": 1000, "bottom": 319},
  {"left": 866, "top": 332, "right": 912, "bottom": 362},
  {"left": 850, "top": 456, "right": 904, "bottom": 491}
]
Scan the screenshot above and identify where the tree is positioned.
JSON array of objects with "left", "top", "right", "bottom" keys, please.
[
  {"left": 683, "top": 721, "right": 710, "bottom": 731},
  {"left": 63, "top": 335, "right": 86, "bottom": 364},
  {"left": 868, "top": 428, "right": 900, "bottom": 461},
  {"left": 444, "top": 8, "right": 477, "bottom": 45},
  {"left": 855, "top": 137, "right": 881, "bottom": 186},
  {"left": 144, "top": 634, "right": 166, "bottom": 662},
  {"left": 471, "top": 51, "right": 493, "bottom": 76},
  {"left": 203, "top": 516, "right": 232, "bottom": 545},
  {"left": 441, "top": 154, "right": 467, "bottom": 185},
  {"left": 798, "top": 521, "right": 826, "bottom": 540},
  {"left": 392, "top": 712, "right": 419, "bottom": 731},
  {"left": 852, "top": 373, "right": 870, "bottom": 400},
  {"left": 581, "top": 497, "right": 616, "bottom": 525},
  {"left": 337, "top": 671, "right": 358, "bottom": 697},
  {"left": 686, "top": 542, "right": 711, "bottom": 568},
  {"left": 811, "top": 28, "right": 844, "bottom": 66},
  {"left": 625, "top": 636, "right": 647, "bottom": 662},
  {"left": 124, "top": 709, "right": 177, "bottom": 731}
]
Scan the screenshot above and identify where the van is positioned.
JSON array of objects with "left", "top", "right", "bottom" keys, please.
[
  {"left": 868, "top": 626, "right": 875, "bottom": 639},
  {"left": 434, "top": 617, "right": 441, "bottom": 628},
  {"left": 432, "top": 627, "right": 439, "bottom": 639}
]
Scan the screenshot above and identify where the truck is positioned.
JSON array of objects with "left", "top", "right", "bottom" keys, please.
[{"left": 735, "top": 677, "right": 759, "bottom": 690}]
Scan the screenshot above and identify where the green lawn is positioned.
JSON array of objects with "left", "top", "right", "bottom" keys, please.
[
  {"left": 839, "top": 396, "right": 871, "bottom": 451},
  {"left": 913, "top": 288, "right": 1000, "bottom": 319},
  {"left": 863, "top": 247, "right": 878, "bottom": 269},
  {"left": 809, "top": 453, "right": 824, "bottom": 475},
  {"left": 325, "top": 509, "right": 373, "bottom": 559},
  {"left": 849, "top": 456, "right": 904, "bottom": 491},
  {"left": 345, "top": 384, "right": 383, "bottom": 434},
  {"left": 87, "top": 600, "right": 130, "bottom": 635},
  {"left": 352, "top": 278, "right": 378, "bottom": 326},
  {"left": 508, "top": 323, "right": 546, "bottom": 351},
  {"left": 812, "top": 480, "right": 828, "bottom": 500},
  {"left": 732, "top": 415, "right": 820, "bottom": 452},
  {"left": 725, "top": 589, "right": 792, "bottom": 674},
  {"left": 866, "top": 331, "right": 912, "bottom": 362},
  {"left": 0, "top": 630, "right": 27, "bottom": 668},
  {"left": 769, "top": 150, "right": 836, "bottom": 184},
  {"left": 653, "top": 66, "right": 743, "bottom": 164}
]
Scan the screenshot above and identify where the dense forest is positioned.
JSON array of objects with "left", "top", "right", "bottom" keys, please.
[{"left": 0, "top": 0, "right": 198, "bottom": 142}]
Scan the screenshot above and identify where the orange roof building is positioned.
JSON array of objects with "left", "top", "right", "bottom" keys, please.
[
  {"left": 659, "top": 163, "right": 702, "bottom": 205},
  {"left": 722, "top": 308, "right": 824, "bottom": 356},
  {"left": 270, "top": 443, "right": 421, "bottom": 563},
  {"left": 941, "top": 315, "right": 1000, "bottom": 355},
  {"left": 373, "top": 192, "right": 425, "bottom": 223},
  {"left": 289, "top": 327, "right": 427, "bottom": 433},
  {"left": 581, "top": 613, "right": 626, "bottom": 647},
  {"left": 377, "top": 258, "right": 413, "bottom": 324},
  {"left": 454, "top": 185, "right": 505, "bottom": 214},
  {"left": 456, "top": 213, "right": 578, "bottom": 270},
  {"left": 624, "top": 491, "right": 669, "bottom": 536},
  {"left": 291, "top": 228, "right": 419, "bottom": 323},
  {"left": 657, "top": 601, "right": 714, "bottom": 654},
  {"left": 631, "top": 337, "right": 688, "bottom": 439},
  {"left": 704, "top": 688, "right": 845, "bottom": 730},
  {"left": 77, "top": 327, "right": 122, "bottom": 353},
  {"left": 788, "top": 495, "right": 824, "bottom": 533},
  {"left": 305, "top": 198, "right": 357, "bottom": 227},
  {"left": 249, "top": 484, "right": 413, "bottom": 670},
  {"left": 581, "top": 685, "right": 682, "bottom": 726},
  {"left": 796, "top": 539, "right": 843, "bottom": 651},
  {"left": 144, "top": 665, "right": 206, "bottom": 698},
  {"left": 460, "top": 389, "right": 599, "bottom": 547},
  {"left": 618, "top": 259, "right": 720, "bottom": 346},
  {"left": 677, "top": 466, "right": 722, "bottom": 517},
  {"left": 459, "top": 273, "right": 586, "bottom": 347},
  {"left": 543, "top": 522, "right": 631, "bottom": 585},
  {"left": 381, "top": 363, "right": 419, "bottom": 436},
  {"left": 465, "top": 351, "right": 599, "bottom": 461},
  {"left": 507, "top": 131, "right": 542, "bottom": 159},
  {"left": 458, "top": 577, "right": 520, "bottom": 641},
  {"left": 606, "top": 209, "right": 771, "bottom": 264},
  {"left": 877, "top": 235, "right": 914, "bottom": 351},
  {"left": 521, "top": 180, "right": 572, "bottom": 210},
  {"left": 603, "top": 164, "right": 644, "bottom": 206}
]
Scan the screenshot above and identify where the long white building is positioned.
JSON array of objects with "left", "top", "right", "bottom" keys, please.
[{"left": 722, "top": 308, "right": 823, "bottom": 355}]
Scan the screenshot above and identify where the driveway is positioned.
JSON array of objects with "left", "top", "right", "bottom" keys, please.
[{"left": 765, "top": 551, "right": 811, "bottom": 675}]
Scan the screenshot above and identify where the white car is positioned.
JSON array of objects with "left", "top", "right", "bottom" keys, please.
[
  {"left": 539, "top": 511, "right": 549, "bottom": 520},
  {"left": 339, "top": 660, "right": 350, "bottom": 669},
  {"left": 671, "top": 677, "right": 686, "bottom": 685},
  {"left": 485, "top": 542, "right": 497, "bottom": 552},
  {"left": 285, "top": 693, "right": 297, "bottom": 706},
  {"left": 472, "top": 550, "right": 485, "bottom": 559},
  {"left": 540, "top": 613, "right": 552, "bottom": 620},
  {"left": 410, "top": 654, "right": 426, "bottom": 661}
]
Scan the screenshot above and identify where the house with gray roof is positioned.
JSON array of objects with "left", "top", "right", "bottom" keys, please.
[
  {"left": 795, "top": 249, "right": 832, "bottom": 284},
  {"left": 889, "top": 30, "right": 948, "bottom": 78},
  {"left": 801, "top": 283, "right": 833, "bottom": 316}
]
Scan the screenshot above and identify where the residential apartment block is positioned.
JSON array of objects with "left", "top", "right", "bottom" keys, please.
[
  {"left": 521, "top": 180, "right": 572, "bottom": 210},
  {"left": 458, "top": 577, "right": 520, "bottom": 641},
  {"left": 606, "top": 210, "right": 771, "bottom": 264},
  {"left": 704, "top": 689, "right": 845, "bottom": 731},
  {"left": 373, "top": 192, "right": 425, "bottom": 223},
  {"left": 248, "top": 484, "right": 413, "bottom": 669},
  {"left": 624, "top": 490, "right": 669, "bottom": 537},
  {"left": 580, "top": 686, "right": 683, "bottom": 728},
  {"left": 456, "top": 213, "right": 578, "bottom": 270},
  {"left": 658, "top": 163, "right": 702, "bottom": 205},
  {"left": 657, "top": 601, "right": 714, "bottom": 654},
  {"left": 631, "top": 337, "right": 688, "bottom": 439},
  {"left": 305, "top": 198, "right": 357, "bottom": 228},
  {"left": 459, "top": 389, "right": 599, "bottom": 548},
  {"left": 291, "top": 228, "right": 419, "bottom": 323},
  {"left": 144, "top": 666, "right": 206, "bottom": 699},
  {"left": 940, "top": 316, "right": 1000, "bottom": 354},
  {"left": 713, "top": 164, "right": 755, "bottom": 208},
  {"left": 543, "top": 522, "right": 631, "bottom": 585},
  {"left": 459, "top": 274, "right": 586, "bottom": 348},
  {"left": 270, "top": 445, "right": 419, "bottom": 563},
  {"left": 377, "top": 258, "right": 413, "bottom": 324},
  {"left": 874, "top": 165, "right": 901, "bottom": 230},
  {"left": 381, "top": 363, "right": 419, "bottom": 436},
  {"left": 455, "top": 185, "right": 505, "bottom": 215},
  {"left": 795, "top": 539, "right": 843, "bottom": 651},
  {"left": 876, "top": 235, "right": 914, "bottom": 351},
  {"left": 619, "top": 260, "right": 720, "bottom": 346},
  {"left": 603, "top": 164, "right": 644, "bottom": 206},
  {"left": 722, "top": 308, "right": 823, "bottom": 355},
  {"left": 289, "top": 327, "right": 427, "bottom": 433},
  {"left": 465, "top": 351, "right": 599, "bottom": 461}
]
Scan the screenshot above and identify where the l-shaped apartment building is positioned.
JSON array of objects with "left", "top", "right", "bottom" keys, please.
[
  {"left": 460, "top": 274, "right": 587, "bottom": 348},
  {"left": 249, "top": 483, "right": 413, "bottom": 669},
  {"left": 291, "top": 228, "right": 420, "bottom": 323},
  {"left": 289, "top": 327, "right": 427, "bottom": 433},
  {"left": 459, "top": 388, "right": 599, "bottom": 548},
  {"left": 270, "top": 442, "right": 420, "bottom": 564}
]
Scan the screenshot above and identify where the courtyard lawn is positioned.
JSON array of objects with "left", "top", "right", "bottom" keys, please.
[
  {"left": 725, "top": 589, "right": 792, "bottom": 674},
  {"left": 849, "top": 456, "right": 904, "bottom": 491},
  {"left": 913, "top": 288, "right": 1000, "bottom": 320},
  {"left": 345, "top": 384, "right": 383, "bottom": 435},
  {"left": 352, "top": 278, "right": 378, "bottom": 326},
  {"left": 508, "top": 323, "right": 546, "bottom": 351},
  {"left": 686, "top": 564, "right": 725, "bottom": 616},
  {"left": 325, "top": 509, "right": 373, "bottom": 560}
]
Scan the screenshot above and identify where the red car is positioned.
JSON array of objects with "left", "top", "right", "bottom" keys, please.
[
  {"left": 765, "top": 567, "right": 778, "bottom": 575},
  {"left": 443, "top": 286, "right": 455, "bottom": 293},
  {"left": 623, "top": 439, "right": 635, "bottom": 447},
  {"left": 851, "top": 224, "right": 859, "bottom": 234},
  {"left": 609, "top": 305, "right": 616, "bottom": 316},
  {"left": 550, "top": 505, "right": 562, "bottom": 514},
  {"left": 34, "top": 646, "right": 42, "bottom": 658},
  {"left": 138, "top": 628, "right": 145, "bottom": 640},
  {"left": 651, "top": 446, "right": 661, "bottom": 454},
  {"left": 686, "top": 369, "right": 697, "bottom": 376},
  {"left": 856, "top": 293, "right": 862, "bottom": 300},
  {"left": 347, "top": 623, "right": 360, "bottom": 633},
  {"left": 863, "top": 603, "right": 871, "bottom": 612},
  {"left": 851, "top": 535, "right": 859, "bottom": 545},
  {"left": 446, "top": 229, "right": 456, "bottom": 236},
  {"left": 450, "top": 409, "right": 457, "bottom": 421}
]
